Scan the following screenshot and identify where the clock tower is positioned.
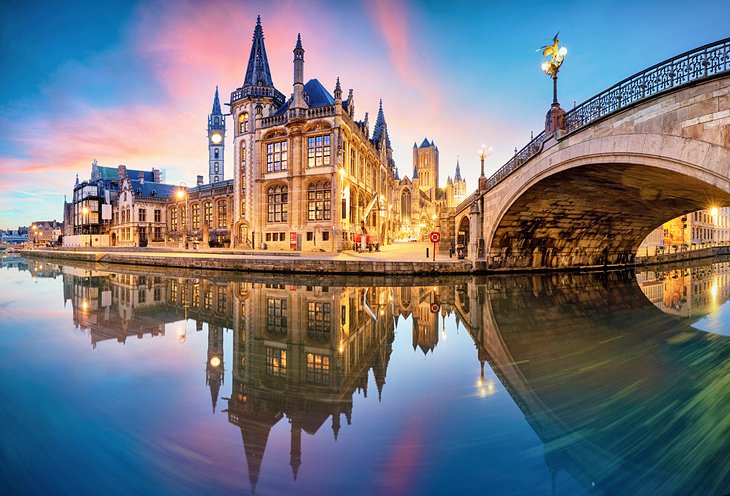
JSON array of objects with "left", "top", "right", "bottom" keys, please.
[{"left": 208, "top": 86, "right": 225, "bottom": 183}]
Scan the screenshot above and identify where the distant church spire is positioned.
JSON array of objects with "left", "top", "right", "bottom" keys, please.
[
  {"left": 243, "top": 15, "right": 274, "bottom": 88},
  {"left": 454, "top": 156, "right": 462, "bottom": 181},
  {"left": 211, "top": 86, "right": 222, "bottom": 115},
  {"left": 372, "top": 99, "right": 391, "bottom": 148}
]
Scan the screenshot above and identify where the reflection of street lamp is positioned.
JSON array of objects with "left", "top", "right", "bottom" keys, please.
[{"left": 82, "top": 206, "right": 91, "bottom": 247}]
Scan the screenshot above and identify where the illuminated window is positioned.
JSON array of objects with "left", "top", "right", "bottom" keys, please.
[
  {"left": 217, "top": 201, "right": 227, "bottom": 228},
  {"left": 170, "top": 207, "right": 177, "bottom": 231},
  {"left": 217, "top": 286, "right": 226, "bottom": 312},
  {"left": 266, "top": 141, "right": 288, "bottom": 172},
  {"left": 307, "top": 301, "right": 331, "bottom": 341},
  {"left": 267, "top": 298, "right": 287, "bottom": 334},
  {"left": 306, "top": 353, "right": 330, "bottom": 384},
  {"left": 307, "top": 181, "right": 331, "bottom": 221},
  {"left": 203, "top": 287, "right": 212, "bottom": 310},
  {"left": 204, "top": 202, "right": 212, "bottom": 225},
  {"left": 180, "top": 206, "right": 186, "bottom": 228},
  {"left": 267, "top": 185, "right": 288, "bottom": 223},
  {"left": 192, "top": 204, "right": 200, "bottom": 229},
  {"left": 307, "top": 134, "right": 331, "bottom": 167},
  {"left": 239, "top": 112, "right": 249, "bottom": 133},
  {"left": 350, "top": 148, "right": 355, "bottom": 176},
  {"left": 266, "top": 347, "right": 287, "bottom": 377},
  {"left": 192, "top": 283, "right": 200, "bottom": 308}
]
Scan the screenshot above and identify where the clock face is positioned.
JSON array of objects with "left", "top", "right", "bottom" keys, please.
[{"left": 211, "top": 133, "right": 222, "bottom": 144}]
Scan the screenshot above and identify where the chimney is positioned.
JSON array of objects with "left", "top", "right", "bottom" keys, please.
[
  {"left": 138, "top": 171, "right": 145, "bottom": 184},
  {"left": 152, "top": 168, "right": 161, "bottom": 183},
  {"left": 197, "top": 175, "right": 204, "bottom": 186},
  {"left": 117, "top": 165, "right": 127, "bottom": 183}
]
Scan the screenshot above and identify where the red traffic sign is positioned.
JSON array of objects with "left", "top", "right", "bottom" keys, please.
[
  {"left": 429, "top": 231, "right": 441, "bottom": 243},
  {"left": 430, "top": 303, "right": 441, "bottom": 314}
]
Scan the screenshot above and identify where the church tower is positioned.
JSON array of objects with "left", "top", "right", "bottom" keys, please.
[
  {"left": 230, "top": 16, "right": 285, "bottom": 247},
  {"left": 453, "top": 157, "right": 467, "bottom": 205},
  {"left": 208, "top": 87, "right": 225, "bottom": 183},
  {"left": 413, "top": 138, "right": 439, "bottom": 201},
  {"left": 206, "top": 324, "right": 225, "bottom": 413}
]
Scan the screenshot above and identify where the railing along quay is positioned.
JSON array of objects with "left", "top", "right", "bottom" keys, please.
[{"left": 468, "top": 37, "right": 730, "bottom": 202}]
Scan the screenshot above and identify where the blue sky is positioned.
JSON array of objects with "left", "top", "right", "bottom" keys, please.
[{"left": 1, "top": 0, "right": 728, "bottom": 229}]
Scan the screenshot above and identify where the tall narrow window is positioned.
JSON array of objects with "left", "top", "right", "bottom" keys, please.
[
  {"left": 350, "top": 148, "right": 355, "bottom": 176},
  {"left": 266, "top": 347, "right": 287, "bottom": 377},
  {"left": 170, "top": 207, "right": 177, "bottom": 231},
  {"left": 217, "top": 201, "right": 227, "bottom": 228},
  {"left": 239, "top": 112, "right": 249, "bottom": 133},
  {"left": 180, "top": 206, "right": 186, "bottom": 228},
  {"left": 307, "top": 181, "right": 331, "bottom": 221},
  {"left": 214, "top": 149, "right": 219, "bottom": 159},
  {"left": 192, "top": 204, "right": 200, "bottom": 229},
  {"left": 307, "top": 134, "right": 331, "bottom": 167},
  {"left": 267, "top": 185, "right": 288, "bottom": 222},
  {"left": 267, "top": 298, "right": 288, "bottom": 335},
  {"left": 266, "top": 141, "right": 288, "bottom": 172},
  {"left": 138, "top": 208, "right": 146, "bottom": 222},
  {"left": 204, "top": 202, "right": 212, "bottom": 225},
  {"left": 401, "top": 190, "right": 411, "bottom": 224},
  {"left": 154, "top": 209, "right": 161, "bottom": 223}
]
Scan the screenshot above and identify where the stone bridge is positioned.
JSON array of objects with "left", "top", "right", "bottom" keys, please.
[{"left": 454, "top": 38, "right": 730, "bottom": 270}]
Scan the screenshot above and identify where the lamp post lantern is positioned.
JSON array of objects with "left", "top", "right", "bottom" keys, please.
[
  {"left": 478, "top": 144, "right": 493, "bottom": 192},
  {"left": 540, "top": 34, "right": 568, "bottom": 134}
]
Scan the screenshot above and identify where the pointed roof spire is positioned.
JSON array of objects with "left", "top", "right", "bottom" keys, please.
[
  {"left": 420, "top": 137, "right": 431, "bottom": 148},
  {"left": 371, "top": 98, "right": 391, "bottom": 147},
  {"left": 243, "top": 16, "right": 274, "bottom": 88},
  {"left": 455, "top": 156, "right": 462, "bottom": 181},
  {"left": 394, "top": 166, "right": 400, "bottom": 180},
  {"left": 413, "top": 142, "right": 418, "bottom": 148},
  {"left": 211, "top": 86, "right": 222, "bottom": 115},
  {"left": 295, "top": 33, "right": 303, "bottom": 50}
]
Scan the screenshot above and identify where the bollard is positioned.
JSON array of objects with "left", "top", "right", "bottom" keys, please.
[{"left": 426, "top": 247, "right": 429, "bottom": 259}]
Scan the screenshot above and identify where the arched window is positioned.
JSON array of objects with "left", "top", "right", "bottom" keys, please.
[
  {"left": 350, "top": 148, "right": 355, "bottom": 176},
  {"left": 217, "top": 201, "right": 227, "bottom": 228},
  {"left": 401, "top": 190, "right": 411, "bottom": 224},
  {"left": 214, "top": 149, "right": 219, "bottom": 159},
  {"left": 239, "top": 112, "right": 249, "bottom": 132},
  {"left": 307, "top": 181, "right": 331, "bottom": 221},
  {"left": 204, "top": 202, "right": 212, "bottom": 225},
  {"left": 192, "top": 203, "right": 200, "bottom": 229},
  {"left": 214, "top": 162, "right": 219, "bottom": 173},
  {"left": 267, "top": 185, "right": 288, "bottom": 223},
  {"left": 170, "top": 207, "right": 177, "bottom": 231}
]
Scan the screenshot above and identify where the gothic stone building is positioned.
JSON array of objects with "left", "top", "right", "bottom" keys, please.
[{"left": 230, "top": 17, "right": 397, "bottom": 252}]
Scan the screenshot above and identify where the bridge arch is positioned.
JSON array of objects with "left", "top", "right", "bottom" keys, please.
[{"left": 481, "top": 69, "right": 730, "bottom": 269}]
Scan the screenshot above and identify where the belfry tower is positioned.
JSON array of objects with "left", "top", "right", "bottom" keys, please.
[{"left": 208, "top": 86, "right": 225, "bottom": 183}]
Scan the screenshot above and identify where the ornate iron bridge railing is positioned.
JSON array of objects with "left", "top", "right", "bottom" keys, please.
[
  {"left": 563, "top": 37, "right": 730, "bottom": 133},
  {"left": 470, "top": 37, "right": 730, "bottom": 202}
]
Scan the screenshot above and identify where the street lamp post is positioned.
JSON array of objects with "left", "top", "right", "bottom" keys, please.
[
  {"left": 540, "top": 34, "right": 568, "bottom": 135},
  {"left": 478, "top": 144, "right": 493, "bottom": 192}
]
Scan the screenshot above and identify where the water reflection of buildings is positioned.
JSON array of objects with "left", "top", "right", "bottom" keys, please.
[
  {"left": 637, "top": 262, "right": 730, "bottom": 318},
  {"left": 48, "top": 262, "right": 730, "bottom": 495},
  {"left": 58, "top": 266, "right": 450, "bottom": 492}
]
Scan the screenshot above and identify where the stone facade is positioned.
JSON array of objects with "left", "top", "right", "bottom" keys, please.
[{"left": 230, "top": 18, "right": 397, "bottom": 252}]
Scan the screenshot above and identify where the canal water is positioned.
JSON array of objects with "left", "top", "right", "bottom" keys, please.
[{"left": 1, "top": 256, "right": 729, "bottom": 496}]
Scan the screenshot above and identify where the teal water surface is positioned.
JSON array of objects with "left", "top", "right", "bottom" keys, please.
[{"left": 0, "top": 256, "right": 729, "bottom": 495}]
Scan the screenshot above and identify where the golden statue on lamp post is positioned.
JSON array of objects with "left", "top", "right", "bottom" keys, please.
[{"left": 540, "top": 33, "right": 568, "bottom": 135}]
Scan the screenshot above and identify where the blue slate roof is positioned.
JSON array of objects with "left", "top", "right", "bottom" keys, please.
[
  {"left": 420, "top": 137, "right": 431, "bottom": 148},
  {"left": 274, "top": 79, "right": 335, "bottom": 116},
  {"left": 130, "top": 180, "right": 177, "bottom": 198}
]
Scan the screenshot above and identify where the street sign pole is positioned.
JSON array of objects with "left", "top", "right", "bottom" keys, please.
[{"left": 429, "top": 231, "right": 441, "bottom": 262}]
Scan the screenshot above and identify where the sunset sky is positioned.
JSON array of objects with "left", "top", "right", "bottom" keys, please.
[{"left": 1, "top": 0, "right": 728, "bottom": 229}]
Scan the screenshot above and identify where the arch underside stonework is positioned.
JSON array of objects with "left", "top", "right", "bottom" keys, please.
[{"left": 489, "top": 162, "right": 730, "bottom": 269}]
